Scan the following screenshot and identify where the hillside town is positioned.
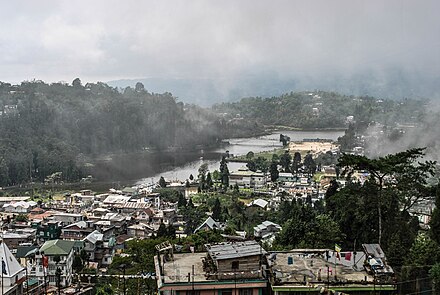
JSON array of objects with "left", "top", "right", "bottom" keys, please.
[{"left": 0, "top": 137, "right": 436, "bottom": 295}]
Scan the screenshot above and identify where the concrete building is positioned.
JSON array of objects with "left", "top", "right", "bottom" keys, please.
[
  {"left": 2, "top": 231, "right": 35, "bottom": 249},
  {"left": 34, "top": 240, "right": 75, "bottom": 287},
  {"left": 229, "top": 167, "right": 266, "bottom": 189},
  {"left": 2, "top": 201, "right": 38, "bottom": 213},
  {"left": 83, "top": 230, "right": 116, "bottom": 267},
  {"left": 155, "top": 241, "right": 267, "bottom": 295},
  {"left": 52, "top": 213, "right": 84, "bottom": 226},
  {"left": 127, "top": 223, "right": 155, "bottom": 239},
  {"left": 268, "top": 244, "right": 395, "bottom": 295},
  {"left": 253, "top": 221, "right": 282, "bottom": 242},
  {"left": 61, "top": 221, "right": 94, "bottom": 240}
]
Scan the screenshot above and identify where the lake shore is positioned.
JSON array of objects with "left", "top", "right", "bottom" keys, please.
[{"left": 1, "top": 129, "right": 345, "bottom": 196}]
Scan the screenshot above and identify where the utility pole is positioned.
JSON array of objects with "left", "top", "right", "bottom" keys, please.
[
  {"left": 2, "top": 257, "right": 4, "bottom": 295},
  {"left": 118, "top": 264, "right": 127, "bottom": 295},
  {"left": 24, "top": 255, "right": 30, "bottom": 295},
  {"left": 123, "top": 266, "right": 126, "bottom": 295},
  {"left": 56, "top": 267, "right": 62, "bottom": 295}
]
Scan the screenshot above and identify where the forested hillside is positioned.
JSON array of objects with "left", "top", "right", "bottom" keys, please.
[
  {"left": 213, "top": 91, "right": 426, "bottom": 129},
  {"left": 0, "top": 80, "right": 257, "bottom": 186},
  {"left": 0, "top": 82, "right": 429, "bottom": 187}
]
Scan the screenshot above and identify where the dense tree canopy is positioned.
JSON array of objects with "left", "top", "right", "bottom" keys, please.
[
  {"left": 0, "top": 80, "right": 250, "bottom": 186},
  {"left": 213, "top": 91, "right": 426, "bottom": 129}
]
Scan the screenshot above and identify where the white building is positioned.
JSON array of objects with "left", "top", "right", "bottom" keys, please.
[
  {"left": 229, "top": 167, "right": 266, "bottom": 188},
  {"left": 2, "top": 201, "right": 38, "bottom": 213},
  {"left": 33, "top": 240, "right": 75, "bottom": 287},
  {"left": 254, "top": 220, "right": 282, "bottom": 243},
  {"left": 0, "top": 240, "right": 25, "bottom": 295}
]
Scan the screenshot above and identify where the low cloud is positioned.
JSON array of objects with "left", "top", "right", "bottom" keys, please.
[{"left": 1, "top": 0, "right": 439, "bottom": 102}]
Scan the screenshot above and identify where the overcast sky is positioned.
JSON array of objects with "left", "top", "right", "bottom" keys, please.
[{"left": 1, "top": 0, "right": 439, "bottom": 90}]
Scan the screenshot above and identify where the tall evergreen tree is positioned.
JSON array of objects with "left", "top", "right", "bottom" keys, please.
[
  {"left": 338, "top": 148, "right": 436, "bottom": 244},
  {"left": 212, "top": 198, "right": 221, "bottom": 221},
  {"left": 430, "top": 184, "right": 440, "bottom": 245},
  {"left": 219, "top": 156, "right": 229, "bottom": 189},
  {"left": 280, "top": 151, "right": 292, "bottom": 172},
  {"left": 167, "top": 224, "right": 176, "bottom": 239},
  {"left": 159, "top": 176, "right": 166, "bottom": 188},
  {"left": 270, "top": 162, "right": 279, "bottom": 182},
  {"left": 303, "top": 153, "right": 316, "bottom": 176},
  {"left": 157, "top": 222, "right": 167, "bottom": 237},
  {"left": 177, "top": 193, "right": 187, "bottom": 208},
  {"left": 206, "top": 172, "right": 213, "bottom": 189}
]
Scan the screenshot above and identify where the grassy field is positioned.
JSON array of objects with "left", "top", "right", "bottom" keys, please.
[{"left": 229, "top": 147, "right": 286, "bottom": 162}]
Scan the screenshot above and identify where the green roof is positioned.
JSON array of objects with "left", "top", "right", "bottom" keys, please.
[
  {"left": 74, "top": 240, "right": 85, "bottom": 248},
  {"left": 16, "top": 245, "right": 38, "bottom": 258},
  {"left": 26, "top": 278, "right": 39, "bottom": 287},
  {"left": 40, "top": 240, "right": 75, "bottom": 256},
  {"left": 122, "top": 187, "right": 136, "bottom": 193}
]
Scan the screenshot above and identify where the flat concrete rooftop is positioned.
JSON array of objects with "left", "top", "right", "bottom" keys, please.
[
  {"left": 269, "top": 251, "right": 373, "bottom": 285},
  {"left": 162, "top": 252, "right": 209, "bottom": 283}
]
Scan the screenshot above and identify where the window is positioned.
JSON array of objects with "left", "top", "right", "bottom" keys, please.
[
  {"left": 231, "top": 261, "right": 239, "bottom": 270},
  {"left": 239, "top": 289, "right": 253, "bottom": 295}
]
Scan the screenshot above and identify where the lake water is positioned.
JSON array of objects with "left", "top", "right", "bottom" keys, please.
[{"left": 132, "top": 130, "right": 344, "bottom": 185}]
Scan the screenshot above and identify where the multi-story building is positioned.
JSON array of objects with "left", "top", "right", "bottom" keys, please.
[
  {"left": 229, "top": 167, "right": 266, "bottom": 189},
  {"left": 52, "top": 213, "right": 84, "bottom": 226},
  {"left": 61, "top": 221, "right": 94, "bottom": 240},
  {"left": 33, "top": 220, "right": 62, "bottom": 242},
  {"left": 33, "top": 240, "right": 75, "bottom": 287},
  {"left": 83, "top": 230, "right": 116, "bottom": 267},
  {"left": 2, "top": 230, "right": 35, "bottom": 249}
]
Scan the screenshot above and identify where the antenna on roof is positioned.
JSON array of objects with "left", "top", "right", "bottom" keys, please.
[{"left": 156, "top": 241, "right": 174, "bottom": 260}]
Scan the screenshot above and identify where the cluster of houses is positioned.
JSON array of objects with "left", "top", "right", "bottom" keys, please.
[
  {"left": 155, "top": 240, "right": 396, "bottom": 295},
  {"left": 0, "top": 140, "right": 433, "bottom": 294},
  {"left": 227, "top": 164, "right": 337, "bottom": 207},
  {"left": 0, "top": 188, "right": 186, "bottom": 294},
  {"left": 0, "top": 172, "right": 319, "bottom": 294}
]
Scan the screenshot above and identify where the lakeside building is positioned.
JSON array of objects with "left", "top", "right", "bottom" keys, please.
[
  {"left": 288, "top": 140, "right": 339, "bottom": 157},
  {"left": 229, "top": 167, "right": 267, "bottom": 189}
]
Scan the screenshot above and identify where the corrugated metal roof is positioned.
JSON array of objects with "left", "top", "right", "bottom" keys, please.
[
  {"left": 362, "top": 244, "right": 385, "bottom": 258},
  {"left": 205, "top": 241, "right": 266, "bottom": 261},
  {"left": 40, "top": 240, "right": 75, "bottom": 256}
]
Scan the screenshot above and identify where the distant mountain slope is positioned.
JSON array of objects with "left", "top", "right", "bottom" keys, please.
[
  {"left": 108, "top": 70, "right": 440, "bottom": 106},
  {"left": 107, "top": 76, "right": 298, "bottom": 106}
]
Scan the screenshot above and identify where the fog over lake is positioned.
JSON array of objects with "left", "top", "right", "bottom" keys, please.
[{"left": 128, "top": 130, "right": 344, "bottom": 185}]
